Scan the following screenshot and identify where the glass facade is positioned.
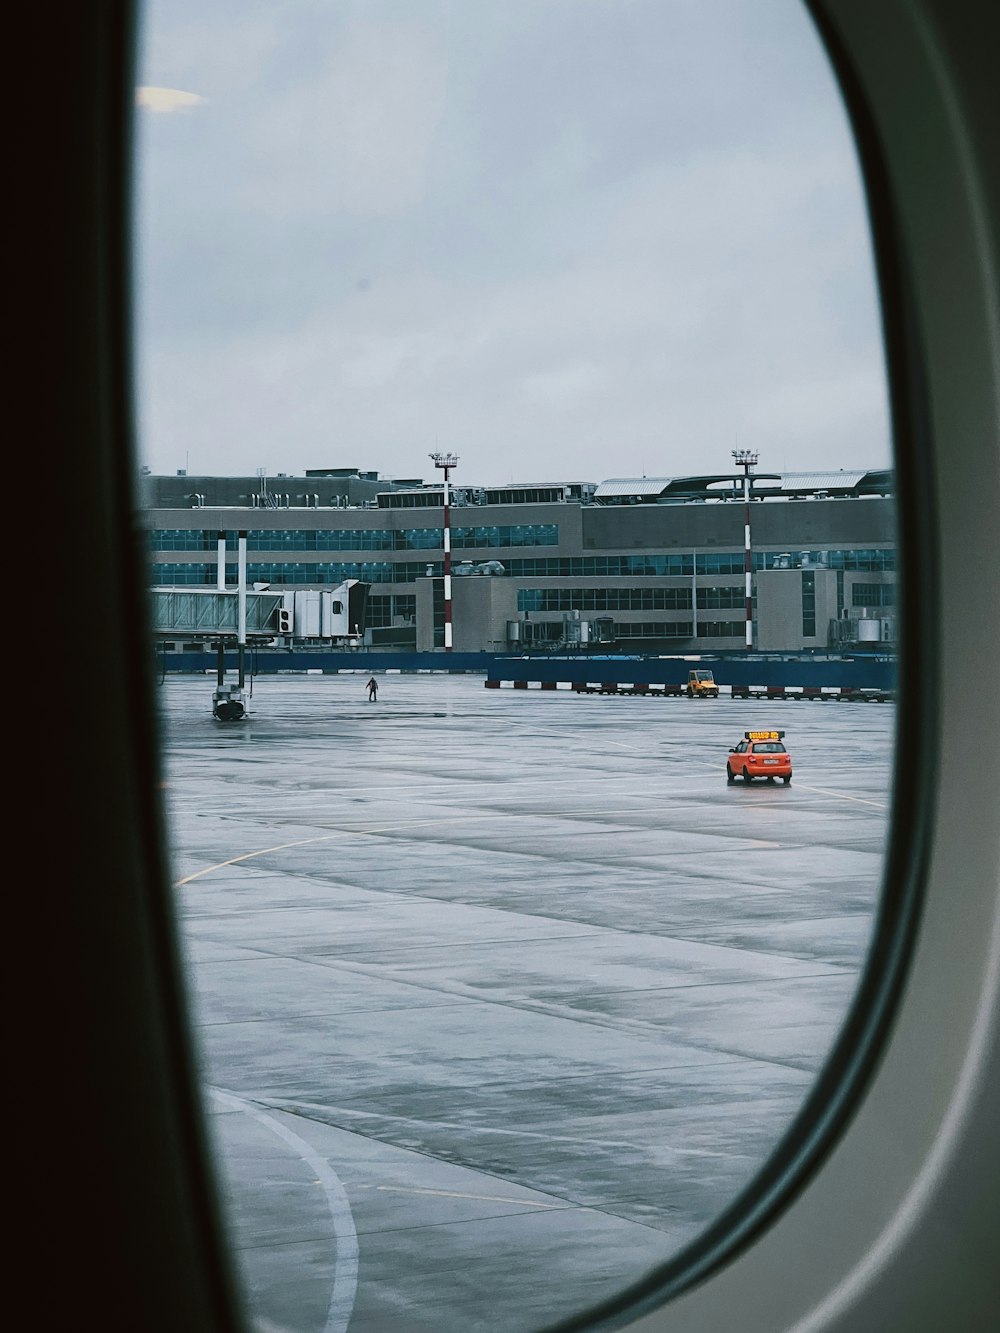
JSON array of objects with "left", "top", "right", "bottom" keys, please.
[
  {"left": 151, "top": 536, "right": 894, "bottom": 573},
  {"left": 152, "top": 530, "right": 234, "bottom": 551},
  {"left": 148, "top": 537, "right": 895, "bottom": 647},
  {"left": 696, "top": 621, "right": 745, "bottom": 638},
  {"left": 754, "top": 548, "right": 895, "bottom": 571},
  {"left": 484, "top": 487, "right": 564, "bottom": 504},
  {"left": 432, "top": 580, "right": 445, "bottom": 648},
  {"left": 453, "top": 525, "right": 558, "bottom": 549},
  {"left": 150, "top": 525, "right": 558, "bottom": 553},
  {"left": 852, "top": 583, "right": 896, "bottom": 607},
  {"left": 518, "top": 588, "right": 693, "bottom": 612},
  {"left": 802, "top": 570, "right": 817, "bottom": 637},
  {"left": 700, "top": 553, "right": 748, "bottom": 575},
  {"left": 696, "top": 587, "right": 745, "bottom": 609},
  {"left": 613, "top": 622, "right": 694, "bottom": 639},
  {"left": 367, "top": 595, "right": 417, "bottom": 628},
  {"left": 507, "top": 555, "right": 693, "bottom": 577},
  {"left": 152, "top": 561, "right": 445, "bottom": 585}
]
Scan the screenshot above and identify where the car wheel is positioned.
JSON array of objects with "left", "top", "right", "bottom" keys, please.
[
  {"left": 742, "top": 769, "right": 752, "bottom": 783},
  {"left": 782, "top": 776, "right": 791, "bottom": 785},
  {"left": 767, "top": 776, "right": 775, "bottom": 783},
  {"left": 727, "top": 768, "right": 735, "bottom": 784}
]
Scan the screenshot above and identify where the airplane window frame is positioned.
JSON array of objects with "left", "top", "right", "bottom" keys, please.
[{"left": 55, "top": 2, "right": 998, "bottom": 1332}]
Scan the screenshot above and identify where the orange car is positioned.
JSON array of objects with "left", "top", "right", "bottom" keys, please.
[{"left": 727, "top": 730, "right": 792, "bottom": 784}]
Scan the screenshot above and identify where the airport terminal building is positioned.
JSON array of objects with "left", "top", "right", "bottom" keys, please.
[{"left": 141, "top": 466, "right": 896, "bottom": 655}]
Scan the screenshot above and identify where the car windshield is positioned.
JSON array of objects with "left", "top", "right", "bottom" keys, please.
[{"left": 755, "top": 743, "right": 786, "bottom": 753}]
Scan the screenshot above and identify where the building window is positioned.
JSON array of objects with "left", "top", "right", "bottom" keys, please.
[
  {"left": 453, "top": 524, "right": 559, "bottom": 549},
  {"left": 698, "top": 586, "right": 745, "bottom": 609},
  {"left": 432, "top": 580, "right": 445, "bottom": 648},
  {"left": 802, "top": 570, "right": 816, "bottom": 637},
  {"left": 517, "top": 588, "right": 692, "bottom": 613},
  {"left": 852, "top": 582, "right": 896, "bottom": 607},
  {"left": 696, "top": 621, "right": 745, "bottom": 638},
  {"left": 613, "top": 622, "right": 693, "bottom": 639},
  {"left": 699, "top": 553, "right": 747, "bottom": 575}
]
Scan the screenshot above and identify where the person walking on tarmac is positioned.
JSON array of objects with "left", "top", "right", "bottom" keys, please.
[{"left": 366, "top": 676, "right": 378, "bottom": 702}]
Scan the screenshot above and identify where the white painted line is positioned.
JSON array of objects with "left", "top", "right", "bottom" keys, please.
[
  {"left": 210, "top": 1088, "right": 358, "bottom": 1333},
  {"left": 793, "top": 784, "right": 889, "bottom": 809}
]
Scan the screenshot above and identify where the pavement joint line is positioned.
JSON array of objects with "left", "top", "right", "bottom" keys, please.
[
  {"left": 309, "top": 937, "right": 851, "bottom": 970},
  {"left": 243, "top": 772, "right": 668, "bottom": 799},
  {"left": 166, "top": 767, "right": 890, "bottom": 805},
  {"left": 180, "top": 837, "right": 869, "bottom": 890},
  {"left": 178, "top": 783, "right": 885, "bottom": 869},
  {"left": 194, "top": 981, "right": 835, "bottom": 1069},
  {"left": 171, "top": 777, "right": 889, "bottom": 823},
  {"left": 507, "top": 969, "right": 854, "bottom": 1000},
  {"left": 256, "top": 1097, "right": 760, "bottom": 1155},
  {"left": 188, "top": 938, "right": 848, "bottom": 981},
  {"left": 174, "top": 813, "right": 812, "bottom": 887},
  {"left": 364, "top": 1185, "right": 564, "bottom": 1208}
]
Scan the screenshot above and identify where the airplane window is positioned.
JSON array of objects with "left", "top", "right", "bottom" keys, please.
[{"left": 135, "top": 2, "right": 898, "bottom": 1330}]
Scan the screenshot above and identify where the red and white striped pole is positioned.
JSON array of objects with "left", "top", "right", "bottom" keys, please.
[
  {"left": 430, "top": 452, "right": 459, "bottom": 651},
  {"left": 733, "top": 449, "right": 758, "bottom": 649}
]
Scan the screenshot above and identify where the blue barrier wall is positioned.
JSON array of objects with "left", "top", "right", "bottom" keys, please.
[
  {"left": 159, "top": 649, "right": 896, "bottom": 690},
  {"left": 484, "top": 655, "right": 897, "bottom": 689}
]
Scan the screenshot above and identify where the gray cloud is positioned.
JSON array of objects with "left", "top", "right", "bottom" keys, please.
[{"left": 135, "top": 0, "right": 891, "bottom": 484}]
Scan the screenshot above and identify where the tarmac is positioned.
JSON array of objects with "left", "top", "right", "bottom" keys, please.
[{"left": 156, "top": 671, "right": 895, "bottom": 1333}]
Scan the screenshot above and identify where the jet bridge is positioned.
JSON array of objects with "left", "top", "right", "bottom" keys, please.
[
  {"left": 150, "top": 588, "right": 284, "bottom": 640},
  {"left": 149, "top": 583, "right": 369, "bottom": 643},
  {"left": 150, "top": 578, "right": 370, "bottom": 719}
]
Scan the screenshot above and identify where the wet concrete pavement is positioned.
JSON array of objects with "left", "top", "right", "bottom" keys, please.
[{"left": 156, "top": 671, "right": 894, "bottom": 1333}]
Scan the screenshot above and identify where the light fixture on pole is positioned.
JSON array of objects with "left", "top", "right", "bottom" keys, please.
[
  {"left": 732, "top": 449, "right": 759, "bottom": 649},
  {"left": 429, "top": 452, "right": 459, "bottom": 651}
]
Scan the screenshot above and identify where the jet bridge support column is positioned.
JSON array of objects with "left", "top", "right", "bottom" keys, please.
[
  {"left": 211, "top": 531, "right": 248, "bottom": 720},
  {"left": 237, "top": 531, "right": 247, "bottom": 691}
]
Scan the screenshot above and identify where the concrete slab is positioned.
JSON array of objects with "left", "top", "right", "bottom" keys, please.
[{"left": 156, "top": 672, "right": 895, "bottom": 1332}]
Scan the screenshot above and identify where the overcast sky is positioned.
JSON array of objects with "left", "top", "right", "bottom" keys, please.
[{"left": 134, "top": 0, "right": 892, "bottom": 487}]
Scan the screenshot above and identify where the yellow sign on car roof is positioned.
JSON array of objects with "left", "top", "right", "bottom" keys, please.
[{"left": 746, "top": 730, "right": 784, "bottom": 741}]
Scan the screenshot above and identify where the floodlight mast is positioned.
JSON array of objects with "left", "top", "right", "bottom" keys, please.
[
  {"left": 429, "top": 453, "right": 459, "bottom": 650},
  {"left": 732, "top": 449, "right": 759, "bottom": 649}
]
